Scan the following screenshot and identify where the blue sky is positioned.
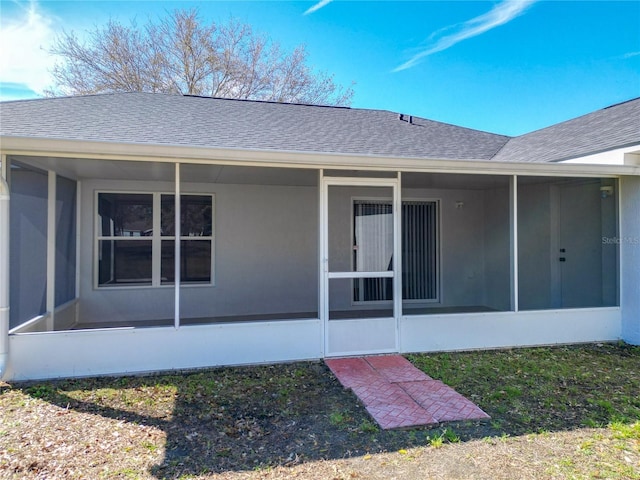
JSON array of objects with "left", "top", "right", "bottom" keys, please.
[{"left": 1, "top": 0, "right": 638, "bottom": 135}]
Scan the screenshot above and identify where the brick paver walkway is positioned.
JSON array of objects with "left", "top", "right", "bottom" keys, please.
[{"left": 325, "top": 355, "right": 490, "bottom": 429}]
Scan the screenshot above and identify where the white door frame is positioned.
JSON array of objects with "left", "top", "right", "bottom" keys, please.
[{"left": 319, "top": 173, "right": 402, "bottom": 356}]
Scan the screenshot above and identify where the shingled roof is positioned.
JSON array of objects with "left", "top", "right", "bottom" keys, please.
[
  {"left": 1, "top": 93, "right": 638, "bottom": 163},
  {"left": 492, "top": 97, "right": 640, "bottom": 163},
  {"left": 0, "top": 92, "right": 508, "bottom": 161}
]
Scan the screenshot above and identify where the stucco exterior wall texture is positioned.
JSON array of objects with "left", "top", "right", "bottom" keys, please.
[
  {"left": 79, "top": 179, "right": 319, "bottom": 324},
  {"left": 78, "top": 180, "right": 518, "bottom": 324}
]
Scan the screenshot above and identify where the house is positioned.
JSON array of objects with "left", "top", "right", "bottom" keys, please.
[{"left": 0, "top": 93, "right": 638, "bottom": 381}]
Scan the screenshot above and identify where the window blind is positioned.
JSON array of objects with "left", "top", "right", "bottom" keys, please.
[{"left": 353, "top": 200, "right": 438, "bottom": 302}]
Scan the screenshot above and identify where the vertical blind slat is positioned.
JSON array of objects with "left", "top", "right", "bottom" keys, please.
[{"left": 353, "top": 200, "right": 437, "bottom": 303}]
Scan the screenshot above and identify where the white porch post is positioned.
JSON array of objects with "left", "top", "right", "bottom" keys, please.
[
  {"left": 318, "top": 169, "right": 325, "bottom": 356},
  {"left": 74, "top": 181, "right": 81, "bottom": 324},
  {"left": 393, "top": 171, "right": 402, "bottom": 351},
  {"left": 0, "top": 155, "right": 10, "bottom": 378},
  {"left": 174, "top": 163, "right": 181, "bottom": 329},
  {"left": 510, "top": 175, "right": 519, "bottom": 312},
  {"left": 46, "top": 170, "right": 56, "bottom": 330}
]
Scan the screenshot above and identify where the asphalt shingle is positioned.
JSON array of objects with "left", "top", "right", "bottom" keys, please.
[
  {"left": 1, "top": 93, "right": 638, "bottom": 163},
  {"left": 0, "top": 92, "right": 509, "bottom": 161},
  {"left": 492, "top": 98, "right": 640, "bottom": 163}
]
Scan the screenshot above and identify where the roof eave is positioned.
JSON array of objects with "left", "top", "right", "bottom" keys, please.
[
  {"left": 2, "top": 135, "right": 639, "bottom": 177},
  {"left": 548, "top": 142, "right": 640, "bottom": 163}
]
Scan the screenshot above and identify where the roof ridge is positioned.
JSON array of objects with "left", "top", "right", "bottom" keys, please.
[
  {"left": 1, "top": 92, "right": 511, "bottom": 161},
  {"left": 182, "top": 94, "right": 352, "bottom": 110},
  {"left": 183, "top": 94, "right": 508, "bottom": 137},
  {"left": 603, "top": 96, "right": 640, "bottom": 109},
  {"left": 0, "top": 91, "right": 508, "bottom": 138}
]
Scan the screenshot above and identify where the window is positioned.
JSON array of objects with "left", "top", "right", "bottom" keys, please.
[
  {"left": 97, "top": 192, "right": 213, "bottom": 287},
  {"left": 352, "top": 199, "right": 438, "bottom": 303},
  {"left": 160, "top": 195, "right": 212, "bottom": 284},
  {"left": 97, "top": 193, "right": 153, "bottom": 285}
]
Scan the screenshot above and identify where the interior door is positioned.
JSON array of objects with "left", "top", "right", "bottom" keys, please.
[{"left": 321, "top": 177, "right": 400, "bottom": 356}]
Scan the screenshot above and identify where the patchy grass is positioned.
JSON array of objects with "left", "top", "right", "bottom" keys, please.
[
  {"left": 0, "top": 343, "right": 638, "bottom": 479},
  {"left": 408, "top": 342, "right": 640, "bottom": 436}
]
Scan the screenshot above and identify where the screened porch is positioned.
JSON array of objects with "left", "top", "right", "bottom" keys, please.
[{"left": 5, "top": 155, "right": 620, "bottom": 336}]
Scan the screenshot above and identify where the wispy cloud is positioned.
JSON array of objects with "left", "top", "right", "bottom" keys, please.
[
  {"left": 0, "top": 1, "right": 57, "bottom": 97},
  {"left": 394, "top": 0, "right": 537, "bottom": 72},
  {"left": 623, "top": 51, "right": 640, "bottom": 59},
  {"left": 304, "top": 0, "right": 334, "bottom": 15}
]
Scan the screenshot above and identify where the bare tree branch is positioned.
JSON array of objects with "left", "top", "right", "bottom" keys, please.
[{"left": 47, "top": 9, "right": 354, "bottom": 106}]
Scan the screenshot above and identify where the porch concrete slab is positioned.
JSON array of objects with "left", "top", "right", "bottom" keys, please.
[{"left": 326, "top": 355, "right": 490, "bottom": 429}]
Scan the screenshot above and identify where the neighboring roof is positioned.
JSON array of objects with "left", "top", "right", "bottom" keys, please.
[
  {"left": 493, "top": 97, "right": 640, "bottom": 163},
  {"left": 0, "top": 92, "right": 509, "bottom": 161}
]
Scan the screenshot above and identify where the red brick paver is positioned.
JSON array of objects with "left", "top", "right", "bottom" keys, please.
[{"left": 326, "top": 355, "right": 490, "bottom": 430}]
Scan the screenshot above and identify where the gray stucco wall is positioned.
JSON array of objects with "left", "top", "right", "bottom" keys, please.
[
  {"left": 327, "top": 185, "right": 505, "bottom": 312},
  {"left": 518, "top": 183, "right": 553, "bottom": 309},
  {"left": 436, "top": 188, "right": 487, "bottom": 308},
  {"left": 55, "top": 175, "right": 76, "bottom": 307},
  {"left": 79, "top": 179, "right": 514, "bottom": 324},
  {"left": 78, "top": 179, "right": 319, "bottom": 323},
  {"left": 73, "top": 172, "right": 626, "bottom": 326},
  {"left": 483, "top": 187, "right": 511, "bottom": 311},
  {"left": 22, "top": 171, "right": 624, "bottom": 327},
  {"left": 558, "top": 181, "right": 605, "bottom": 307},
  {"left": 620, "top": 176, "right": 640, "bottom": 345},
  {"left": 601, "top": 180, "right": 619, "bottom": 306},
  {"left": 518, "top": 179, "right": 619, "bottom": 310}
]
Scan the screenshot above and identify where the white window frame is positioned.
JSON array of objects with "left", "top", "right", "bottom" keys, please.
[
  {"left": 350, "top": 196, "right": 440, "bottom": 306},
  {"left": 94, "top": 190, "right": 215, "bottom": 289}
]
